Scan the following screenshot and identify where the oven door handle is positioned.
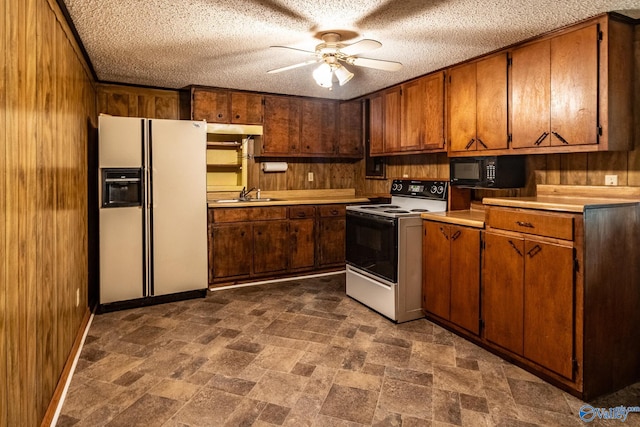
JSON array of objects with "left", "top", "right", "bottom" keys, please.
[{"left": 346, "top": 211, "right": 397, "bottom": 226}]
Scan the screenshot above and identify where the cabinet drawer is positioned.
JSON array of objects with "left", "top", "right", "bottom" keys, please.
[
  {"left": 289, "top": 206, "right": 315, "bottom": 219},
  {"left": 212, "top": 207, "right": 287, "bottom": 223},
  {"left": 486, "top": 207, "right": 574, "bottom": 240},
  {"left": 318, "top": 205, "right": 346, "bottom": 217}
]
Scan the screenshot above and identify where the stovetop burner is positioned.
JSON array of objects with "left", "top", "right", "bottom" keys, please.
[
  {"left": 379, "top": 205, "right": 400, "bottom": 208},
  {"left": 411, "top": 209, "right": 430, "bottom": 212},
  {"left": 384, "top": 209, "right": 410, "bottom": 213}
]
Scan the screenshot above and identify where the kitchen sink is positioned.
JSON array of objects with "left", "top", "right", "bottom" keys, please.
[{"left": 212, "top": 198, "right": 279, "bottom": 203}]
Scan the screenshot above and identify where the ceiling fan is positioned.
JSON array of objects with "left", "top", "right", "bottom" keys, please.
[{"left": 267, "top": 32, "right": 403, "bottom": 89}]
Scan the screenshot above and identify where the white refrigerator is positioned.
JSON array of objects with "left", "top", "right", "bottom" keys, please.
[{"left": 98, "top": 115, "right": 208, "bottom": 310}]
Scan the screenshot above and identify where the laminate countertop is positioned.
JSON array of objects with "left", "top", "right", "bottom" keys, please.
[
  {"left": 207, "top": 189, "right": 374, "bottom": 208},
  {"left": 208, "top": 196, "right": 371, "bottom": 208},
  {"left": 482, "top": 195, "right": 640, "bottom": 213},
  {"left": 421, "top": 210, "right": 486, "bottom": 228}
]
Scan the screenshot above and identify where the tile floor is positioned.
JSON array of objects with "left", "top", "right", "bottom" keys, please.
[{"left": 57, "top": 274, "right": 640, "bottom": 426}]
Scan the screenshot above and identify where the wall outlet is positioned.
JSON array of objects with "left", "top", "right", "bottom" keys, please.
[
  {"left": 605, "top": 175, "right": 618, "bottom": 186},
  {"left": 307, "top": 172, "right": 314, "bottom": 182},
  {"left": 76, "top": 288, "right": 80, "bottom": 307}
]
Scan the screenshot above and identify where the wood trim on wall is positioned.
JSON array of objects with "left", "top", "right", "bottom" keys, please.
[{"left": 40, "top": 309, "right": 91, "bottom": 427}]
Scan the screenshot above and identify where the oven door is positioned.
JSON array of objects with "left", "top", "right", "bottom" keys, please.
[{"left": 346, "top": 210, "right": 398, "bottom": 283}]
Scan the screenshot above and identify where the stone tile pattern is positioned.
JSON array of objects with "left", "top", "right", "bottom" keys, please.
[{"left": 57, "top": 275, "right": 640, "bottom": 426}]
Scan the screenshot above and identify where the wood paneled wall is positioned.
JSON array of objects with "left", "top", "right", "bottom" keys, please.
[{"left": 1, "top": 0, "right": 96, "bottom": 425}]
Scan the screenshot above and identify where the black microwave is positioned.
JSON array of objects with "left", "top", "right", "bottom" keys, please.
[{"left": 450, "top": 156, "right": 525, "bottom": 188}]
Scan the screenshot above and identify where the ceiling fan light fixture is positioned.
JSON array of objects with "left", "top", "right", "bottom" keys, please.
[
  {"left": 313, "top": 62, "right": 333, "bottom": 88},
  {"left": 334, "top": 64, "right": 354, "bottom": 86}
]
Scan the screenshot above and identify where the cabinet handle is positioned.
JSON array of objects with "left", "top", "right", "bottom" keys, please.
[
  {"left": 508, "top": 240, "right": 523, "bottom": 257},
  {"left": 331, "top": 209, "right": 338, "bottom": 215},
  {"left": 477, "top": 138, "right": 488, "bottom": 149},
  {"left": 439, "top": 227, "right": 449, "bottom": 240},
  {"left": 217, "top": 113, "right": 223, "bottom": 118},
  {"left": 296, "top": 212, "right": 306, "bottom": 218},
  {"left": 240, "top": 231, "right": 245, "bottom": 236},
  {"left": 515, "top": 221, "right": 534, "bottom": 228},
  {"left": 450, "top": 230, "right": 461, "bottom": 241},
  {"left": 552, "top": 131, "right": 569, "bottom": 145},
  {"left": 527, "top": 244, "right": 542, "bottom": 258},
  {"left": 235, "top": 114, "right": 240, "bottom": 119},
  {"left": 534, "top": 131, "right": 549, "bottom": 146},
  {"left": 465, "top": 138, "right": 475, "bottom": 149}
]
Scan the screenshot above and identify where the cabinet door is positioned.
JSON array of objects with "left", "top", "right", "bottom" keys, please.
[
  {"left": 401, "top": 79, "right": 427, "bottom": 151},
  {"left": 301, "top": 99, "right": 337, "bottom": 155},
  {"left": 192, "top": 89, "right": 229, "bottom": 123},
  {"left": 383, "top": 87, "right": 402, "bottom": 153},
  {"left": 524, "top": 240, "right": 574, "bottom": 379},
  {"left": 318, "top": 216, "right": 346, "bottom": 267},
  {"left": 482, "top": 232, "right": 524, "bottom": 354},
  {"left": 338, "top": 100, "right": 363, "bottom": 156},
  {"left": 231, "top": 92, "right": 264, "bottom": 124},
  {"left": 450, "top": 226, "right": 481, "bottom": 334},
  {"left": 263, "top": 96, "right": 300, "bottom": 155},
  {"left": 422, "top": 222, "right": 451, "bottom": 319},
  {"left": 290, "top": 218, "right": 315, "bottom": 270},
  {"left": 550, "top": 24, "right": 598, "bottom": 146},
  {"left": 423, "top": 72, "right": 446, "bottom": 149},
  {"left": 511, "top": 40, "right": 552, "bottom": 148},
  {"left": 476, "top": 54, "right": 508, "bottom": 150},
  {"left": 369, "top": 93, "right": 384, "bottom": 155},
  {"left": 448, "top": 63, "right": 477, "bottom": 152},
  {"left": 253, "top": 221, "right": 289, "bottom": 274},
  {"left": 212, "top": 223, "right": 252, "bottom": 278}
]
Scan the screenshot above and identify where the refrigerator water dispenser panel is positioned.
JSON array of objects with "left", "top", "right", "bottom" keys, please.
[{"left": 102, "top": 168, "right": 142, "bottom": 208}]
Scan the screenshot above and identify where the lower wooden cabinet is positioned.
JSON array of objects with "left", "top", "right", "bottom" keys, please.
[
  {"left": 422, "top": 221, "right": 481, "bottom": 335},
  {"left": 209, "top": 204, "right": 346, "bottom": 283},
  {"left": 253, "top": 221, "right": 289, "bottom": 275},
  {"left": 289, "top": 206, "right": 315, "bottom": 271},
  {"left": 425, "top": 201, "right": 640, "bottom": 400},
  {"left": 483, "top": 232, "right": 575, "bottom": 379},
  {"left": 317, "top": 205, "right": 346, "bottom": 267}
]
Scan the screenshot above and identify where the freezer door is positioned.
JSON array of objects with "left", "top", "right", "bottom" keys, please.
[
  {"left": 98, "top": 115, "right": 144, "bottom": 168},
  {"left": 99, "top": 206, "right": 144, "bottom": 303},
  {"left": 149, "top": 119, "right": 208, "bottom": 295}
]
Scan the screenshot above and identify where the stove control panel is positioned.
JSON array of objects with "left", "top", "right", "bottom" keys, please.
[{"left": 390, "top": 179, "right": 448, "bottom": 200}]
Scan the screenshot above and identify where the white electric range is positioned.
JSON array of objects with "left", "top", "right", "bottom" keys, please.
[{"left": 345, "top": 179, "right": 448, "bottom": 322}]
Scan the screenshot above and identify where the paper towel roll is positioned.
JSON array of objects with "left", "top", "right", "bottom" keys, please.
[{"left": 261, "top": 162, "right": 288, "bottom": 172}]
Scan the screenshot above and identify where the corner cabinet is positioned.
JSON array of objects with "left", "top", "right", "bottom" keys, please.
[{"left": 448, "top": 53, "right": 508, "bottom": 154}]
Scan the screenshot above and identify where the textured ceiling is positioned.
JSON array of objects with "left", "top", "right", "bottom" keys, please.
[{"left": 62, "top": 0, "right": 640, "bottom": 100}]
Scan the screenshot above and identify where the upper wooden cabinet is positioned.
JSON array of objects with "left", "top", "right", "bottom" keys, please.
[
  {"left": 368, "top": 92, "right": 384, "bottom": 155},
  {"left": 511, "top": 16, "right": 634, "bottom": 153},
  {"left": 261, "top": 95, "right": 301, "bottom": 155},
  {"left": 300, "top": 99, "right": 337, "bottom": 155},
  {"left": 368, "top": 71, "right": 446, "bottom": 156},
  {"left": 448, "top": 53, "right": 508, "bottom": 154},
  {"left": 258, "top": 95, "right": 362, "bottom": 158},
  {"left": 187, "top": 87, "right": 264, "bottom": 124},
  {"left": 337, "top": 100, "right": 363, "bottom": 156},
  {"left": 402, "top": 72, "right": 445, "bottom": 152}
]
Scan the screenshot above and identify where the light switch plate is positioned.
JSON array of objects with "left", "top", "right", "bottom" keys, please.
[{"left": 308, "top": 172, "right": 314, "bottom": 182}]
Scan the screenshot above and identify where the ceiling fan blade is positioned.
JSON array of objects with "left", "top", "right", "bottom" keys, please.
[
  {"left": 267, "top": 59, "right": 320, "bottom": 74},
  {"left": 340, "top": 39, "right": 382, "bottom": 56},
  {"left": 348, "top": 56, "right": 403, "bottom": 71},
  {"left": 270, "top": 45, "right": 317, "bottom": 55}
]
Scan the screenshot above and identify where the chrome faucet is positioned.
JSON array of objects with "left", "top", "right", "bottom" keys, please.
[{"left": 239, "top": 186, "right": 257, "bottom": 200}]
